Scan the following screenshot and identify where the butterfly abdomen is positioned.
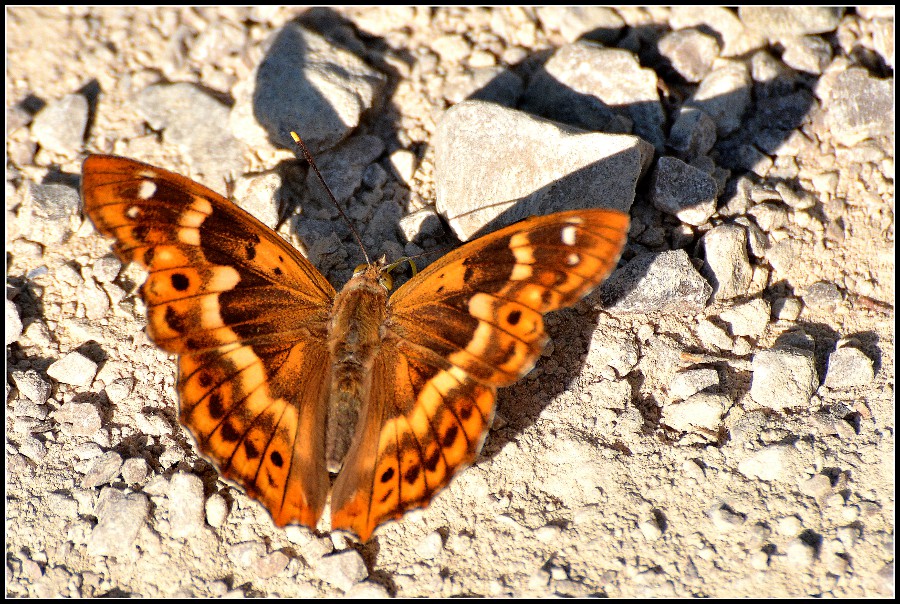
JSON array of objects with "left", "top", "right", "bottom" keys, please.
[{"left": 325, "top": 266, "right": 391, "bottom": 472}]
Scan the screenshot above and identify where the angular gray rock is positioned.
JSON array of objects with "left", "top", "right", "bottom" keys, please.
[
  {"left": 598, "top": 249, "right": 711, "bottom": 313},
  {"left": 701, "top": 224, "right": 753, "bottom": 300},
  {"left": 739, "top": 7, "right": 844, "bottom": 40},
  {"left": 817, "top": 67, "right": 894, "bottom": 147},
  {"left": 686, "top": 60, "right": 752, "bottom": 138},
  {"left": 658, "top": 28, "right": 720, "bottom": 83},
  {"left": 435, "top": 101, "right": 652, "bottom": 240},
  {"left": 650, "top": 156, "right": 718, "bottom": 226},
  {"left": 522, "top": 42, "right": 665, "bottom": 150},
  {"left": 750, "top": 346, "right": 818, "bottom": 410},
  {"left": 137, "top": 82, "right": 245, "bottom": 186},
  {"left": 31, "top": 93, "right": 89, "bottom": 157},
  {"left": 231, "top": 23, "right": 386, "bottom": 154},
  {"left": 824, "top": 345, "right": 875, "bottom": 389}
]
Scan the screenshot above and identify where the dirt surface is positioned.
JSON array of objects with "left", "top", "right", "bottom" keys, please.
[{"left": 6, "top": 7, "right": 894, "bottom": 597}]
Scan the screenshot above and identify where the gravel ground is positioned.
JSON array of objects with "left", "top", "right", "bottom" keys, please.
[{"left": 6, "top": 7, "right": 894, "bottom": 597}]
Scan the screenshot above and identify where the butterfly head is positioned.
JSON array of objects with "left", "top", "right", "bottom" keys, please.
[{"left": 353, "top": 255, "right": 418, "bottom": 292}]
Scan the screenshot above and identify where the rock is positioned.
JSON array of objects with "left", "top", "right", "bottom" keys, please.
[
  {"left": 668, "top": 106, "right": 717, "bottom": 160},
  {"left": 650, "top": 156, "right": 718, "bottom": 226},
  {"left": 802, "top": 280, "right": 843, "bottom": 313},
  {"left": 670, "top": 7, "right": 767, "bottom": 57},
  {"left": 750, "top": 346, "right": 818, "bottom": 410},
  {"left": 662, "top": 392, "right": 729, "bottom": 432},
  {"left": 599, "top": 249, "right": 711, "bottom": 313},
  {"left": 53, "top": 402, "right": 102, "bottom": 437},
  {"left": 30, "top": 93, "right": 89, "bottom": 157},
  {"left": 6, "top": 298, "right": 23, "bottom": 346},
  {"left": 20, "top": 181, "right": 82, "bottom": 246},
  {"left": 232, "top": 172, "right": 284, "bottom": 230},
  {"left": 669, "top": 369, "right": 720, "bottom": 402},
  {"left": 739, "top": 7, "right": 844, "bottom": 40},
  {"left": 87, "top": 489, "right": 149, "bottom": 556},
  {"left": 686, "top": 60, "right": 752, "bottom": 137},
  {"left": 314, "top": 549, "right": 368, "bottom": 592},
  {"left": 824, "top": 346, "right": 875, "bottom": 389},
  {"left": 397, "top": 207, "right": 445, "bottom": 243},
  {"left": 817, "top": 67, "right": 894, "bottom": 147},
  {"left": 522, "top": 41, "right": 664, "bottom": 150},
  {"left": 205, "top": 493, "right": 229, "bottom": 528},
  {"left": 231, "top": 23, "right": 386, "bottom": 154},
  {"left": 718, "top": 298, "right": 771, "bottom": 338},
  {"left": 441, "top": 66, "right": 524, "bottom": 106},
  {"left": 738, "top": 444, "right": 803, "bottom": 481},
  {"left": 80, "top": 452, "right": 123, "bottom": 489},
  {"left": 701, "top": 224, "right": 753, "bottom": 300},
  {"left": 120, "top": 458, "right": 149, "bottom": 485},
  {"left": 658, "top": 28, "right": 720, "bottom": 82},
  {"left": 47, "top": 352, "right": 98, "bottom": 388},
  {"left": 137, "top": 82, "right": 244, "bottom": 187},
  {"left": 434, "top": 101, "right": 651, "bottom": 240},
  {"left": 781, "top": 35, "right": 833, "bottom": 74},
  {"left": 695, "top": 319, "right": 734, "bottom": 351},
  {"left": 11, "top": 369, "right": 51, "bottom": 405},
  {"left": 168, "top": 472, "right": 206, "bottom": 538},
  {"left": 534, "top": 7, "right": 625, "bottom": 43},
  {"left": 414, "top": 531, "right": 444, "bottom": 560}
]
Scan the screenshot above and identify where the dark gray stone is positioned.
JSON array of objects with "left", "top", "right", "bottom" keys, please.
[
  {"left": 650, "top": 156, "right": 718, "bottom": 226},
  {"left": 598, "top": 249, "right": 712, "bottom": 313}
]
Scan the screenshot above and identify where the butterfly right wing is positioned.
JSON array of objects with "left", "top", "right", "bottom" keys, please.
[
  {"left": 331, "top": 209, "right": 629, "bottom": 540},
  {"left": 81, "top": 155, "right": 337, "bottom": 528},
  {"left": 331, "top": 337, "right": 496, "bottom": 541}
]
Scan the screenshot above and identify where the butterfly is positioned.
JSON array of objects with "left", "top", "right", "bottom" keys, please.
[{"left": 80, "top": 153, "right": 629, "bottom": 542}]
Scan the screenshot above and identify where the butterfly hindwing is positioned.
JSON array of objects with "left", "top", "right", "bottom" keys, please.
[
  {"left": 331, "top": 340, "right": 496, "bottom": 541},
  {"left": 331, "top": 209, "right": 629, "bottom": 539},
  {"left": 81, "top": 155, "right": 336, "bottom": 528}
]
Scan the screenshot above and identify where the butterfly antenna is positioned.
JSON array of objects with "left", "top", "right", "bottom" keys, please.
[{"left": 290, "top": 131, "right": 371, "bottom": 266}]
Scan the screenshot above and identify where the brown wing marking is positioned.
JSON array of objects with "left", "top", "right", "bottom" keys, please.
[
  {"left": 81, "top": 155, "right": 334, "bottom": 308},
  {"left": 329, "top": 209, "right": 628, "bottom": 539}
]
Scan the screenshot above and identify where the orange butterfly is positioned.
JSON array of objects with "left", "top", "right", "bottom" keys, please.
[{"left": 81, "top": 154, "right": 629, "bottom": 541}]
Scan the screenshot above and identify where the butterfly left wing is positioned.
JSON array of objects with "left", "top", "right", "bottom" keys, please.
[
  {"left": 81, "top": 155, "right": 337, "bottom": 529},
  {"left": 330, "top": 208, "right": 629, "bottom": 540}
]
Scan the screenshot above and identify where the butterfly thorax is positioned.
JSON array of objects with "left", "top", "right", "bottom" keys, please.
[{"left": 325, "top": 264, "right": 392, "bottom": 473}]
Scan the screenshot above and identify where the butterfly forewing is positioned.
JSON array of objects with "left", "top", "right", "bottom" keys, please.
[
  {"left": 331, "top": 209, "right": 629, "bottom": 540},
  {"left": 389, "top": 209, "right": 630, "bottom": 385},
  {"left": 82, "top": 155, "right": 335, "bottom": 529}
]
